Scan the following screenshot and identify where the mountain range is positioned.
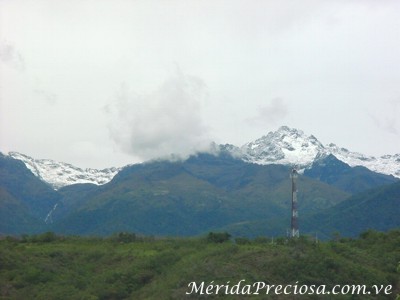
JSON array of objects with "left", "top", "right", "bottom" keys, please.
[
  {"left": 235, "top": 126, "right": 400, "bottom": 178},
  {"left": 5, "top": 126, "right": 399, "bottom": 190},
  {"left": 1, "top": 126, "right": 399, "bottom": 238}
]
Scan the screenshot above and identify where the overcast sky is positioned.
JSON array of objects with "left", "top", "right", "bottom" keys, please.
[{"left": 1, "top": 0, "right": 399, "bottom": 168}]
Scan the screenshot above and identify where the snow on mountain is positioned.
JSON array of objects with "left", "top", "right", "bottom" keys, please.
[
  {"left": 6, "top": 126, "right": 400, "bottom": 189},
  {"left": 240, "top": 126, "right": 324, "bottom": 168},
  {"left": 324, "top": 144, "right": 400, "bottom": 178},
  {"left": 8, "top": 152, "right": 121, "bottom": 190},
  {"left": 238, "top": 126, "right": 400, "bottom": 178}
]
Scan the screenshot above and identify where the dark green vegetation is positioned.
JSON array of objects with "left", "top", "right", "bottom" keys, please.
[
  {"left": 302, "top": 181, "right": 400, "bottom": 239},
  {"left": 304, "top": 154, "right": 397, "bottom": 194},
  {"left": 0, "top": 230, "right": 399, "bottom": 299},
  {"left": 51, "top": 154, "right": 349, "bottom": 236},
  {"left": 0, "top": 187, "right": 45, "bottom": 234},
  {"left": 0, "top": 153, "right": 57, "bottom": 234},
  {"left": 0, "top": 152, "right": 399, "bottom": 238},
  {"left": 223, "top": 181, "right": 400, "bottom": 239}
]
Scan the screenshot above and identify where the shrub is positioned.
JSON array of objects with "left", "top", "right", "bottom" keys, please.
[
  {"left": 113, "top": 232, "right": 137, "bottom": 243},
  {"left": 31, "top": 232, "right": 57, "bottom": 243},
  {"left": 206, "top": 232, "right": 231, "bottom": 243}
]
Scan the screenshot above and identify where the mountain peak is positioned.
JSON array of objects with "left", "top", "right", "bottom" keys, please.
[
  {"left": 235, "top": 126, "right": 400, "bottom": 178},
  {"left": 240, "top": 126, "right": 324, "bottom": 168},
  {"left": 5, "top": 126, "right": 400, "bottom": 190},
  {"left": 276, "top": 125, "right": 303, "bottom": 135},
  {"left": 7, "top": 152, "right": 120, "bottom": 190}
]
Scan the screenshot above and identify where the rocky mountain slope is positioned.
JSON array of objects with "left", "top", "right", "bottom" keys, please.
[
  {"left": 237, "top": 126, "right": 400, "bottom": 178},
  {"left": 7, "top": 152, "right": 120, "bottom": 190}
]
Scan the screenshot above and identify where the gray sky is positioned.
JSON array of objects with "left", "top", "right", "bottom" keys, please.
[{"left": 1, "top": 0, "right": 399, "bottom": 168}]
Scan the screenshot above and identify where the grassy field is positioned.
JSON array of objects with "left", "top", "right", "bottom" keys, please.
[{"left": 0, "top": 230, "right": 399, "bottom": 299}]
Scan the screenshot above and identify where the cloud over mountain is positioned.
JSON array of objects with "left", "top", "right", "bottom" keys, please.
[
  {"left": 106, "top": 70, "right": 212, "bottom": 161},
  {"left": 246, "top": 97, "right": 289, "bottom": 126}
]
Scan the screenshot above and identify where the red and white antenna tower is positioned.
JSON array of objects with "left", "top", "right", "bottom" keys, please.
[{"left": 290, "top": 168, "right": 299, "bottom": 238}]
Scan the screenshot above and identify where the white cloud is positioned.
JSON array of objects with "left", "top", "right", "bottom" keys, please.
[
  {"left": 33, "top": 89, "right": 58, "bottom": 105},
  {"left": 106, "top": 69, "right": 212, "bottom": 161},
  {"left": 2, "top": 0, "right": 400, "bottom": 166},
  {"left": 0, "top": 41, "right": 25, "bottom": 71},
  {"left": 369, "top": 99, "right": 400, "bottom": 136},
  {"left": 246, "top": 98, "right": 289, "bottom": 126}
]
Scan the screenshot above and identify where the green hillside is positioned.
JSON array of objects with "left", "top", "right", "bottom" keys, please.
[
  {"left": 0, "top": 154, "right": 58, "bottom": 233},
  {"left": 219, "top": 181, "right": 400, "bottom": 240},
  {"left": 302, "top": 181, "right": 400, "bottom": 239},
  {"left": 51, "top": 154, "right": 349, "bottom": 236},
  {"left": 0, "top": 188, "right": 44, "bottom": 235},
  {"left": 0, "top": 230, "right": 399, "bottom": 299},
  {"left": 304, "top": 154, "right": 398, "bottom": 194},
  {"left": 1, "top": 152, "right": 398, "bottom": 238}
]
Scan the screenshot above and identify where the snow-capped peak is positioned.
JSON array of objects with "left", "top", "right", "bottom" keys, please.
[
  {"left": 5, "top": 126, "right": 400, "bottom": 189},
  {"left": 238, "top": 126, "right": 400, "bottom": 178},
  {"left": 240, "top": 126, "right": 324, "bottom": 168},
  {"left": 324, "top": 144, "right": 400, "bottom": 178},
  {"left": 8, "top": 152, "right": 121, "bottom": 190}
]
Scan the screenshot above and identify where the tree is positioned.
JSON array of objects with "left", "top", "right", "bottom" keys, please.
[{"left": 206, "top": 232, "right": 231, "bottom": 243}]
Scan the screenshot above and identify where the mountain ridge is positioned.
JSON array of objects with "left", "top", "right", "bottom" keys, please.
[
  {"left": 1, "top": 149, "right": 398, "bottom": 237},
  {"left": 238, "top": 126, "right": 400, "bottom": 178},
  {"left": 7, "top": 152, "right": 121, "bottom": 190},
  {"left": 4, "top": 126, "right": 400, "bottom": 189},
  {"left": 302, "top": 181, "right": 400, "bottom": 238},
  {"left": 50, "top": 153, "right": 350, "bottom": 236}
]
